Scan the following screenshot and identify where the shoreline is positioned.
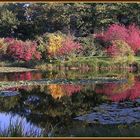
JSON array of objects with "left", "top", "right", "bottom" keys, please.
[{"left": 0, "top": 67, "right": 37, "bottom": 73}]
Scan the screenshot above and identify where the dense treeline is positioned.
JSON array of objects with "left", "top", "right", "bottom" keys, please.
[
  {"left": 0, "top": 3, "right": 140, "bottom": 40},
  {"left": 0, "top": 2, "right": 140, "bottom": 67}
]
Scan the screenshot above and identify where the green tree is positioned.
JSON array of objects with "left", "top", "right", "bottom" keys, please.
[{"left": 0, "top": 6, "right": 18, "bottom": 37}]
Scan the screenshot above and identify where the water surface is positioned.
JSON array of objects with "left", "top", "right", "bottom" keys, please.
[{"left": 0, "top": 67, "right": 140, "bottom": 137}]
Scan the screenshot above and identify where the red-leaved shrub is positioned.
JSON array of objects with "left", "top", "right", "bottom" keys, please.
[
  {"left": 96, "top": 24, "right": 140, "bottom": 54},
  {"left": 102, "top": 24, "right": 128, "bottom": 42},
  {"left": 106, "top": 44, "right": 120, "bottom": 57},
  {"left": 95, "top": 76, "right": 140, "bottom": 102},
  {"left": 61, "top": 84, "right": 82, "bottom": 96},
  {"left": 6, "top": 39, "right": 41, "bottom": 62},
  {"left": 58, "top": 36, "right": 82, "bottom": 56},
  {"left": 126, "top": 24, "right": 140, "bottom": 53}
]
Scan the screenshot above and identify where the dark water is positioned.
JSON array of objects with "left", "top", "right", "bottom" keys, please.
[{"left": 0, "top": 68, "right": 140, "bottom": 137}]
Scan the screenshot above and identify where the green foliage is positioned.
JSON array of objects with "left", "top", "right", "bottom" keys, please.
[
  {"left": 0, "top": 3, "right": 139, "bottom": 40},
  {"left": 0, "top": 2, "right": 139, "bottom": 63},
  {"left": 0, "top": 9, "right": 18, "bottom": 37},
  {"left": 111, "top": 40, "right": 135, "bottom": 64},
  {"left": 36, "top": 37, "right": 48, "bottom": 60},
  {"left": 77, "top": 36, "right": 106, "bottom": 56}
]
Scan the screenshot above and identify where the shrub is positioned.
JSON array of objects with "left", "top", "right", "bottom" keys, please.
[
  {"left": 59, "top": 35, "right": 82, "bottom": 56},
  {"left": 47, "top": 33, "right": 82, "bottom": 60},
  {"left": 36, "top": 37, "right": 48, "bottom": 60},
  {"left": 0, "top": 38, "right": 8, "bottom": 58},
  {"left": 106, "top": 40, "right": 135, "bottom": 63},
  {"left": 106, "top": 44, "right": 120, "bottom": 57},
  {"left": 102, "top": 24, "right": 128, "bottom": 42},
  {"left": 96, "top": 24, "right": 140, "bottom": 54},
  {"left": 77, "top": 36, "right": 99, "bottom": 56},
  {"left": 126, "top": 24, "right": 140, "bottom": 53},
  {"left": 6, "top": 39, "right": 41, "bottom": 62},
  {"left": 47, "top": 33, "right": 64, "bottom": 58}
]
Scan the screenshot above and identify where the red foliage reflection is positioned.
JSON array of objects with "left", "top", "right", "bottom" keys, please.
[
  {"left": 48, "top": 84, "right": 82, "bottom": 99},
  {"left": 0, "top": 72, "right": 43, "bottom": 82},
  {"left": 95, "top": 76, "right": 140, "bottom": 102},
  {"left": 4, "top": 86, "right": 28, "bottom": 91},
  {"left": 61, "top": 84, "right": 82, "bottom": 96}
]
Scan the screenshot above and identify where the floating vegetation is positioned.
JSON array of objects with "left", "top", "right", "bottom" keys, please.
[
  {"left": 0, "top": 77, "right": 127, "bottom": 91},
  {"left": 74, "top": 99, "right": 140, "bottom": 125},
  {"left": 0, "top": 91, "right": 19, "bottom": 97}
]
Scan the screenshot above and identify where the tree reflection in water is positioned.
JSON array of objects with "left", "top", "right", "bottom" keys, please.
[
  {"left": 0, "top": 68, "right": 140, "bottom": 136},
  {"left": 95, "top": 74, "right": 140, "bottom": 101}
]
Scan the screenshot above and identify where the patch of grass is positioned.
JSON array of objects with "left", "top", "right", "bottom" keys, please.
[
  {"left": 0, "top": 119, "right": 42, "bottom": 137},
  {"left": 0, "top": 118, "right": 62, "bottom": 137},
  {"left": 1, "top": 56, "right": 140, "bottom": 70},
  {"left": 34, "top": 63, "right": 48, "bottom": 71},
  {"left": 0, "top": 67, "right": 35, "bottom": 73}
]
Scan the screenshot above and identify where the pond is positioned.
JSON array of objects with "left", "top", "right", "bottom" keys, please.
[{"left": 0, "top": 66, "right": 140, "bottom": 137}]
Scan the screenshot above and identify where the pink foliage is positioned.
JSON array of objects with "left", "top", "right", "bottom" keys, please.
[
  {"left": 13, "top": 72, "right": 32, "bottom": 81},
  {"left": 6, "top": 39, "right": 41, "bottom": 62},
  {"left": 96, "top": 24, "right": 140, "bottom": 54},
  {"left": 126, "top": 24, "right": 140, "bottom": 53},
  {"left": 57, "top": 36, "right": 82, "bottom": 56},
  {"left": 3, "top": 86, "right": 28, "bottom": 91},
  {"left": 93, "top": 33, "right": 105, "bottom": 41},
  {"left": 61, "top": 84, "right": 82, "bottom": 96},
  {"left": 4, "top": 37, "right": 14, "bottom": 43},
  {"left": 103, "top": 24, "right": 128, "bottom": 42},
  {"left": 106, "top": 44, "right": 120, "bottom": 57},
  {"left": 95, "top": 76, "right": 140, "bottom": 102}
]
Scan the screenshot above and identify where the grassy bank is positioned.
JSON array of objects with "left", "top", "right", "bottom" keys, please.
[
  {"left": 0, "top": 67, "right": 36, "bottom": 73},
  {"left": 0, "top": 56, "right": 139, "bottom": 72},
  {"left": 34, "top": 56, "right": 134, "bottom": 71}
]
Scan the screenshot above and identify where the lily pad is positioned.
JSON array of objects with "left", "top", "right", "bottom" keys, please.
[
  {"left": 0, "top": 91, "right": 19, "bottom": 97},
  {"left": 74, "top": 100, "right": 140, "bottom": 125}
]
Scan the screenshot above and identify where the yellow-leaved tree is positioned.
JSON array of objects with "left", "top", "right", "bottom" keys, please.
[{"left": 47, "top": 33, "right": 64, "bottom": 58}]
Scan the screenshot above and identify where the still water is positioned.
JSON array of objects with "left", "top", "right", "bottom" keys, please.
[{"left": 0, "top": 67, "right": 140, "bottom": 137}]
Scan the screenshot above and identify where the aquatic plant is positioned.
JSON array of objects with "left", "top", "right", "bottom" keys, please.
[{"left": 0, "top": 118, "right": 43, "bottom": 137}]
